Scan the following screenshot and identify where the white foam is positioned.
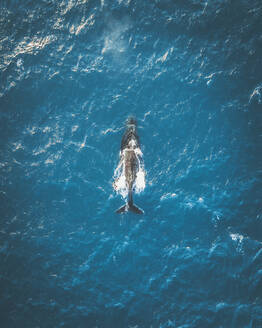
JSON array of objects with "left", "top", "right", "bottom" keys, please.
[
  {"left": 249, "top": 85, "right": 262, "bottom": 103},
  {"left": 134, "top": 169, "right": 146, "bottom": 193},
  {"left": 160, "top": 193, "right": 177, "bottom": 201},
  {"left": 113, "top": 173, "right": 128, "bottom": 198},
  {"left": 230, "top": 233, "right": 244, "bottom": 243}
]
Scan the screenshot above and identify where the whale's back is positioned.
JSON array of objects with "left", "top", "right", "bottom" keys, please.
[{"left": 124, "top": 149, "right": 138, "bottom": 189}]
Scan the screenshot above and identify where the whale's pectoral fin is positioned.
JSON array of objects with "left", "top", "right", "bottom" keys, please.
[{"left": 116, "top": 203, "right": 144, "bottom": 214}]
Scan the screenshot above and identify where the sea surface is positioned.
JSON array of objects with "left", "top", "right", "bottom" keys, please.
[{"left": 1, "top": 0, "right": 262, "bottom": 327}]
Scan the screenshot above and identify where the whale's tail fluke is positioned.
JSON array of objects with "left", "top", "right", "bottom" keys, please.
[
  {"left": 116, "top": 203, "right": 144, "bottom": 214},
  {"left": 116, "top": 190, "right": 143, "bottom": 214}
]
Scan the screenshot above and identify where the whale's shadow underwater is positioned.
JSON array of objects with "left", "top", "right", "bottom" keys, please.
[{"left": 113, "top": 117, "right": 145, "bottom": 214}]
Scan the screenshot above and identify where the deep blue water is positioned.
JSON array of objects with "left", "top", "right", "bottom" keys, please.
[{"left": 1, "top": 0, "right": 262, "bottom": 327}]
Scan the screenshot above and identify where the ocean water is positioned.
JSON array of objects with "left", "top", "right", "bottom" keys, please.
[{"left": 0, "top": 0, "right": 262, "bottom": 327}]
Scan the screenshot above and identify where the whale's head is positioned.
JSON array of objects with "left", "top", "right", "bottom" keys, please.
[{"left": 126, "top": 116, "right": 137, "bottom": 127}]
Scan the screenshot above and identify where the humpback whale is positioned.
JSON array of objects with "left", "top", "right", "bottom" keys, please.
[{"left": 113, "top": 117, "right": 145, "bottom": 214}]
